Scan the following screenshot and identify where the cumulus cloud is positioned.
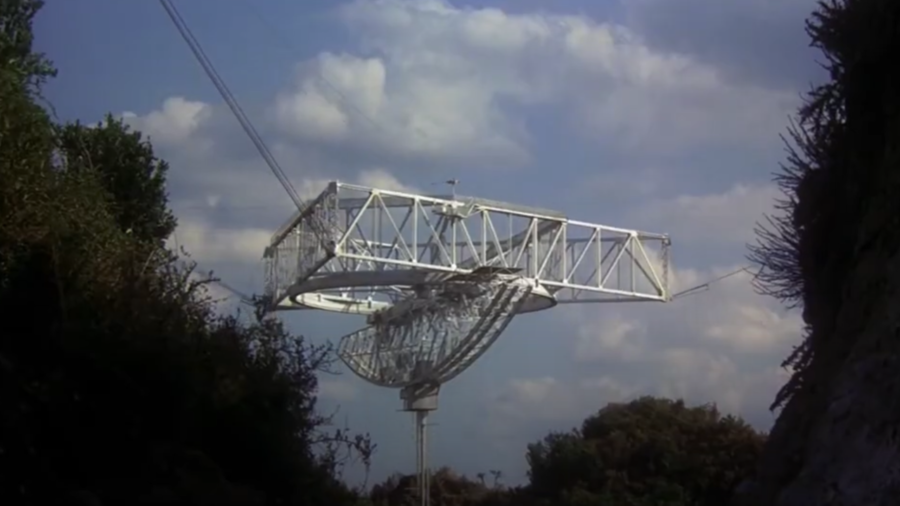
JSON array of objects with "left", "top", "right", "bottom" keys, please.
[
  {"left": 272, "top": 52, "right": 531, "bottom": 167},
  {"left": 161, "top": 166, "right": 422, "bottom": 268},
  {"left": 123, "top": 96, "right": 213, "bottom": 150},
  {"left": 489, "top": 271, "right": 796, "bottom": 433},
  {"left": 537, "top": 263, "right": 801, "bottom": 425},
  {"left": 635, "top": 183, "right": 783, "bottom": 245},
  {"left": 318, "top": 378, "right": 360, "bottom": 402},
  {"left": 485, "top": 375, "right": 637, "bottom": 436},
  {"left": 257, "top": 0, "right": 798, "bottom": 168},
  {"left": 487, "top": 177, "right": 801, "bottom": 439},
  {"left": 170, "top": 215, "right": 271, "bottom": 265},
  {"left": 574, "top": 317, "right": 647, "bottom": 363},
  {"left": 121, "top": 0, "right": 801, "bottom": 218},
  {"left": 655, "top": 348, "right": 791, "bottom": 418},
  {"left": 577, "top": 265, "right": 801, "bottom": 356},
  {"left": 356, "top": 168, "right": 420, "bottom": 194}
]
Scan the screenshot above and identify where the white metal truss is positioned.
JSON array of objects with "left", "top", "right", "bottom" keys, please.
[{"left": 263, "top": 181, "right": 671, "bottom": 314}]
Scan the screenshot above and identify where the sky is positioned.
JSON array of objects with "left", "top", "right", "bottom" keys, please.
[{"left": 36, "top": 0, "right": 825, "bottom": 487}]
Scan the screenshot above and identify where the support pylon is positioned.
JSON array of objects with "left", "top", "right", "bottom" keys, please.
[{"left": 401, "top": 382, "right": 439, "bottom": 506}]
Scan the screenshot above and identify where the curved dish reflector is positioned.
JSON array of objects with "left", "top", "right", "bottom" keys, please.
[{"left": 336, "top": 279, "right": 535, "bottom": 388}]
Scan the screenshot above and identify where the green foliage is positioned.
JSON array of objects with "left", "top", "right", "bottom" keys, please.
[
  {"left": 525, "top": 397, "right": 765, "bottom": 506},
  {"left": 0, "top": 0, "right": 56, "bottom": 91},
  {"left": 56, "top": 116, "right": 178, "bottom": 246},
  {"left": 364, "top": 398, "right": 765, "bottom": 506},
  {"left": 747, "top": 0, "right": 900, "bottom": 411},
  {"left": 737, "top": 1, "right": 900, "bottom": 504},
  {"left": 368, "top": 467, "right": 510, "bottom": 506},
  {"left": 745, "top": 0, "right": 900, "bottom": 417},
  {"left": 0, "top": 1, "right": 369, "bottom": 503}
]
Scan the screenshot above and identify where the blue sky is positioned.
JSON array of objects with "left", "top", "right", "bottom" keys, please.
[{"left": 36, "top": 0, "right": 824, "bottom": 486}]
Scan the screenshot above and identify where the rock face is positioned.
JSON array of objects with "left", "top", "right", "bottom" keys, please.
[
  {"left": 734, "top": 0, "right": 900, "bottom": 504},
  {"left": 740, "top": 245, "right": 900, "bottom": 506}
]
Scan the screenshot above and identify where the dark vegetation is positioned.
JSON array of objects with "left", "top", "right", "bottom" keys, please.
[
  {"left": 736, "top": 0, "right": 900, "bottom": 504},
  {"left": 2, "top": 0, "right": 893, "bottom": 504},
  {"left": 738, "top": 0, "right": 900, "bottom": 506},
  {"left": 1, "top": 2, "right": 366, "bottom": 504},
  {"left": 363, "top": 398, "right": 765, "bottom": 506}
]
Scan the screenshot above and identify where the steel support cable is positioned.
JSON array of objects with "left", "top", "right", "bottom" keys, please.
[
  {"left": 158, "top": 0, "right": 305, "bottom": 211},
  {"left": 670, "top": 266, "right": 751, "bottom": 300}
]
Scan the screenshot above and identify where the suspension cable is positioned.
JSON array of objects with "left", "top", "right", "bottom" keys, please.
[{"left": 158, "top": 0, "right": 306, "bottom": 211}]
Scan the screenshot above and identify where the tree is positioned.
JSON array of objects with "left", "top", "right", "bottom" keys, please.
[
  {"left": 0, "top": 1, "right": 370, "bottom": 503},
  {"left": 56, "top": 116, "right": 178, "bottom": 246},
  {"left": 738, "top": 0, "right": 900, "bottom": 504},
  {"left": 526, "top": 397, "right": 766, "bottom": 506},
  {"left": 0, "top": 0, "right": 55, "bottom": 91},
  {"left": 368, "top": 467, "right": 510, "bottom": 506}
]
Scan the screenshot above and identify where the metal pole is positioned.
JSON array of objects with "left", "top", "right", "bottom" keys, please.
[
  {"left": 414, "top": 412, "right": 421, "bottom": 503},
  {"left": 422, "top": 412, "right": 430, "bottom": 506},
  {"left": 415, "top": 411, "right": 430, "bottom": 506}
]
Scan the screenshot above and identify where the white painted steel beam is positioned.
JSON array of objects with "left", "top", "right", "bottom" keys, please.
[{"left": 264, "top": 181, "right": 670, "bottom": 314}]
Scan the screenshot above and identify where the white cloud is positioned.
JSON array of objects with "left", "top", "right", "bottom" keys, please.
[
  {"left": 273, "top": 49, "right": 531, "bottom": 166},
  {"left": 318, "top": 378, "right": 360, "bottom": 402},
  {"left": 170, "top": 215, "right": 271, "bottom": 265},
  {"left": 120, "top": 0, "right": 800, "bottom": 221},
  {"left": 272, "top": 54, "right": 377, "bottom": 142},
  {"left": 485, "top": 339, "right": 791, "bottom": 438},
  {"left": 356, "top": 168, "right": 419, "bottom": 194},
  {"left": 676, "top": 265, "right": 802, "bottom": 354},
  {"left": 655, "top": 348, "right": 790, "bottom": 417},
  {"left": 573, "top": 265, "right": 800, "bottom": 357},
  {"left": 574, "top": 317, "right": 647, "bottom": 362},
  {"left": 257, "top": 0, "right": 796, "bottom": 167},
  {"left": 123, "top": 96, "right": 212, "bottom": 149},
  {"left": 119, "top": 101, "right": 425, "bottom": 270},
  {"left": 635, "top": 183, "right": 782, "bottom": 245},
  {"left": 162, "top": 165, "right": 421, "bottom": 267},
  {"left": 543, "top": 263, "right": 799, "bottom": 429},
  {"left": 704, "top": 297, "right": 802, "bottom": 353},
  {"left": 476, "top": 173, "right": 801, "bottom": 435},
  {"left": 528, "top": 178, "right": 799, "bottom": 432},
  {"left": 486, "top": 375, "right": 636, "bottom": 435}
]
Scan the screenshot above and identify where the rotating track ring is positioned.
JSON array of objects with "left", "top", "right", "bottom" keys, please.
[{"left": 284, "top": 270, "right": 557, "bottom": 315}]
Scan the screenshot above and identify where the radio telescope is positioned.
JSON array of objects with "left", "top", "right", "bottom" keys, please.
[
  {"left": 262, "top": 182, "right": 671, "bottom": 505},
  {"left": 158, "top": 3, "right": 670, "bottom": 504}
]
